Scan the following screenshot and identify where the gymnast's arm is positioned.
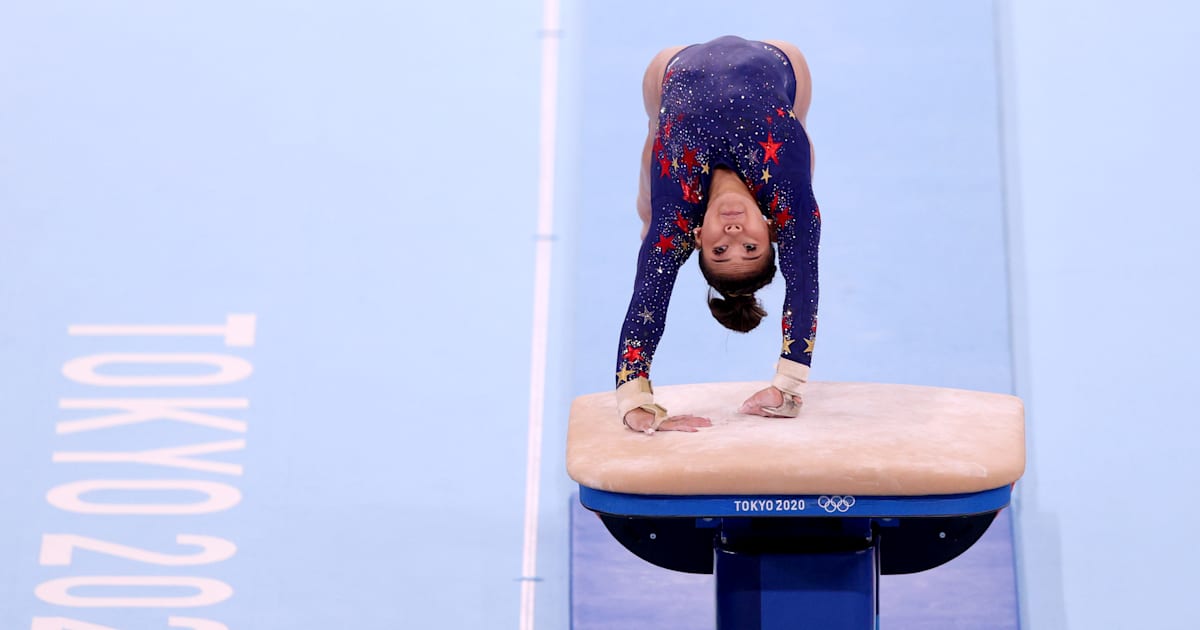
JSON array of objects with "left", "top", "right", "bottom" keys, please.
[
  {"left": 618, "top": 47, "right": 711, "bottom": 434},
  {"left": 614, "top": 234, "right": 711, "bottom": 434},
  {"left": 739, "top": 182, "right": 821, "bottom": 418},
  {"left": 742, "top": 41, "right": 820, "bottom": 417}
]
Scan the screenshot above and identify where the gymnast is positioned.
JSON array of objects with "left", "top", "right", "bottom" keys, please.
[{"left": 616, "top": 35, "right": 821, "bottom": 434}]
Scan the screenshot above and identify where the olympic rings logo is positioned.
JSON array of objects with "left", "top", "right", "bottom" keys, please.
[{"left": 817, "top": 495, "right": 856, "bottom": 513}]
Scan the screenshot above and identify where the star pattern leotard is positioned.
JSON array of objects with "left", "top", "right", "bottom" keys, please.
[{"left": 615, "top": 36, "right": 821, "bottom": 391}]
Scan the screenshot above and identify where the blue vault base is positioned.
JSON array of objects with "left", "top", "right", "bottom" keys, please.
[{"left": 578, "top": 485, "right": 1012, "bottom": 629}]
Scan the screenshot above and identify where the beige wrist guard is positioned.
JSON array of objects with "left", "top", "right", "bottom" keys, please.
[
  {"left": 616, "top": 378, "right": 669, "bottom": 430},
  {"left": 765, "top": 358, "right": 810, "bottom": 417},
  {"left": 770, "top": 358, "right": 810, "bottom": 397}
]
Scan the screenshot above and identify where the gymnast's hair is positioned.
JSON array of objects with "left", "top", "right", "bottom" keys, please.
[{"left": 697, "top": 245, "right": 777, "bottom": 333}]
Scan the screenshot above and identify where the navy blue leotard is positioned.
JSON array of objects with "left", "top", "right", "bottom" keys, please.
[{"left": 615, "top": 36, "right": 821, "bottom": 393}]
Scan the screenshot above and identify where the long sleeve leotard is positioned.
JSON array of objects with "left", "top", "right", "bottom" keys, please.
[{"left": 615, "top": 36, "right": 821, "bottom": 416}]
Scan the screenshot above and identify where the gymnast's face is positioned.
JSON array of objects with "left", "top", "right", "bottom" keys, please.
[{"left": 696, "top": 191, "right": 773, "bottom": 278}]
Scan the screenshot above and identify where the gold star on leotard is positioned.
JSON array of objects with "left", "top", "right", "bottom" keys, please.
[
  {"left": 782, "top": 337, "right": 794, "bottom": 354},
  {"left": 761, "top": 166, "right": 772, "bottom": 183},
  {"left": 701, "top": 162, "right": 710, "bottom": 174},
  {"left": 804, "top": 337, "right": 815, "bottom": 354},
  {"left": 671, "top": 157, "right": 679, "bottom": 170},
  {"left": 616, "top": 365, "right": 634, "bottom": 383},
  {"left": 638, "top": 307, "right": 655, "bottom": 324}
]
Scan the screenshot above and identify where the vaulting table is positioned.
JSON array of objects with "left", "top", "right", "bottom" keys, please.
[{"left": 566, "top": 381, "right": 1025, "bottom": 629}]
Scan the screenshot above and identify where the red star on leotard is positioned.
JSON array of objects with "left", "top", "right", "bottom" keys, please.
[
  {"left": 653, "top": 136, "right": 664, "bottom": 156},
  {"left": 680, "top": 178, "right": 700, "bottom": 204},
  {"left": 674, "top": 211, "right": 691, "bottom": 233},
  {"left": 681, "top": 146, "right": 698, "bottom": 172},
  {"left": 769, "top": 191, "right": 780, "bottom": 213},
  {"left": 813, "top": 203, "right": 822, "bottom": 221},
  {"left": 659, "top": 156, "right": 671, "bottom": 177},
  {"left": 776, "top": 107, "right": 786, "bottom": 118},
  {"left": 775, "top": 206, "right": 793, "bottom": 228},
  {"left": 663, "top": 118, "right": 674, "bottom": 139},
  {"left": 759, "top": 133, "right": 783, "bottom": 164},
  {"left": 655, "top": 234, "right": 676, "bottom": 253},
  {"left": 623, "top": 345, "right": 645, "bottom": 363}
]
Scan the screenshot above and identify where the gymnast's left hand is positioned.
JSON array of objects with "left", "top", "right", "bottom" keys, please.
[{"left": 739, "top": 386, "right": 802, "bottom": 417}]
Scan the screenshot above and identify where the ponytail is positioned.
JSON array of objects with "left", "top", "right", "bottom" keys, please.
[
  {"left": 706, "top": 291, "right": 767, "bottom": 332},
  {"left": 697, "top": 245, "right": 778, "bottom": 333}
]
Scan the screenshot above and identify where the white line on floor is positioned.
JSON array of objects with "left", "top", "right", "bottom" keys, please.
[{"left": 520, "top": 1, "right": 561, "bottom": 629}]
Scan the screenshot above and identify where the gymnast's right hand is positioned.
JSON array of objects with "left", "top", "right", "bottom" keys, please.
[{"left": 623, "top": 408, "right": 713, "bottom": 434}]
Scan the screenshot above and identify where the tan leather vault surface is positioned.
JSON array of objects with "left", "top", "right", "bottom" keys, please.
[{"left": 566, "top": 381, "right": 1025, "bottom": 496}]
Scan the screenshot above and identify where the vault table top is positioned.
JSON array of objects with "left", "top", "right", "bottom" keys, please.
[{"left": 566, "top": 381, "right": 1025, "bottom": 497}]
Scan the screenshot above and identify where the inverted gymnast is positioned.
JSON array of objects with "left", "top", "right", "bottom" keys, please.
[{"left": 616, "top": 35, "right": 821, "bottom": 434}]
